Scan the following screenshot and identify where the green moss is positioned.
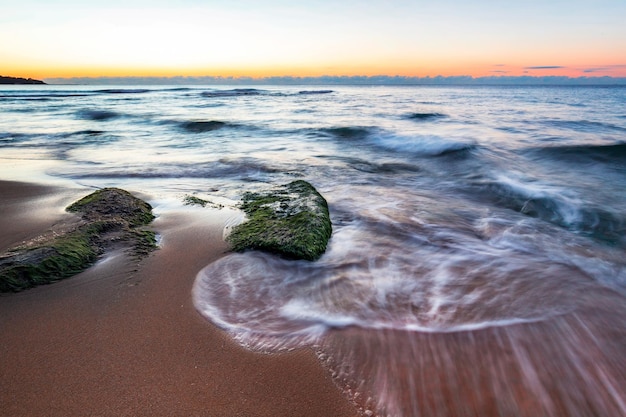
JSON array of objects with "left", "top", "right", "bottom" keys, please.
[
  {"left": 67, "top": 187, "right": 154, "bottom": 227},
  {"left": 183, "top": 195, "right": 209, "bottom": 207},
  {"left": 183, "top": 194, "right": 224, "bottom": 209},
  {"left": 0, "top": 223, "right": 103, "bottom": 292},
  {"left": 1, "top": 188, "right": 156, "bottom": 293},
  {"left": 130, "top": 230, "right": 158, "bottom": 256},
  {"left": 227, "top": 180, "right": 332, "bottom": 261}
]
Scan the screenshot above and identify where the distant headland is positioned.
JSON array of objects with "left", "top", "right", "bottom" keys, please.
[{"left": 0, "top": 76, "right": 46, "bottom": 85}]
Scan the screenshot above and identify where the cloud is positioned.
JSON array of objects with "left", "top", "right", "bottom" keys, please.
[
  {"left": 524, "top": 66, "right": 565, "bottom": 70},
  {"left": 583, "top": 65, "right": 626, "bottom": 73},
  {"left": 584, "top": 67, "right": 609, "bottom": 73}
]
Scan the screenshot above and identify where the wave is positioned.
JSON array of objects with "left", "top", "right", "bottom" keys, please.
[
  {"left": 543, "top": 119, "right": 626, "bottom": 133},
  {"left": 0, "top": 92, "right": 91, "bottom": 99},
  {"left": 94, "top": 88, "right": 151, "bottom": 94},
  {"left": 164, "top": 119, "right": 253, "bottom": 134},
  {"left": 5, "top": 107, "right": 40, "bottom": 113},
  {"left": 405, "top": 112, "right": 447, "bottom": 121},
  {"left": 163, "top": 87, "right": 193, "bottom": 92},
  {"left": 371, "top": 133, "right": 476, "bottom": 156},
  {"left": 526, "top": 142, "right": 626, "bottom": 163},
  {"left": 76, "top": 109, "right": 120, "bottom": 121},
  {"left": 298, "top": 90, "right": 334, "bottom": 95},
  {"left": 1, "top": 97, "right": 53, "bottom": 103},
  {"left": 52, "top": 158, "right": 295, "bottom": 181},
  {"left": 0, "top": 132, "right": 31, "bottom": 144},
  {"left": 318, "top": 126, "right": 374, "bottom": 140},
  {"left": 88, "top": 87, "right": 193, "bottom": 95},
  {"left": 192, "top": 242, "right": 593, "bottom": 344},
  {"left": 472, "top": 173, "right": 626, "bottom": 244},
  {"left": 179, "top": 120, "right": 228, "bottom": 133},
  {"left": 317, "top": 125, "right": 476, "bottom": 156},
  {"left": 200, "top": 88, "right": 335, "bottom": 99},
  {"left": 201, "top": 88, "right": 266, "bottom": 98},
  {"left": 1, "top": 130, "right": 106, "bottom": 141},
  {"left": 0, "top": 130, "right": 118, "bottom": 156},
  {"left": 316, "top": 155, "right": 422, "bottom": 174},
  {"left": 69, "top": 129, "right": 106, "bottom": 136}
]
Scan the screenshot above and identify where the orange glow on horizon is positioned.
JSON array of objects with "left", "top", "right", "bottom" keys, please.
[{"left": 5, "top": 59, "right": 626, "bottom": 81}]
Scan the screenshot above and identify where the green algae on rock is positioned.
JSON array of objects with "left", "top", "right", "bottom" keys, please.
[
  {"left": 183, "top": 195, "right": 210, "bottom": 207},
  {"left": 183, "top": 195, "right": 224, "bottom": 209},
  {"left": 0, "top": 188, "right": 156, "bottom": 293},
  {"left": 226, "top": 180, "right": 332, "bottom": 261},
  {"left": 67, "top": 187, "right": 154, "bottom": 226}
]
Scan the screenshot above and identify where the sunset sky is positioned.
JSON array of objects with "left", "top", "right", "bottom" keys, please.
[{"left": 2, "top": 0, "right": 626, "bottom": 80}]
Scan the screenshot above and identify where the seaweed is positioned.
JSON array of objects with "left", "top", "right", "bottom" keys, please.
[
  {"left": 183, "top": 195, "right": 209, "bottom": 207},
  {"left": 183, "top": 194, "right": 224, "bottom": 209}
]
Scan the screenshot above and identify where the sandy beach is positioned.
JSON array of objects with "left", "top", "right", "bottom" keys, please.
[
  {"left": 2, "top": 179, "right": 626, "bottom": 417},
  {"left": 0, "top": 180, "right": 357, "bottom": 417}
]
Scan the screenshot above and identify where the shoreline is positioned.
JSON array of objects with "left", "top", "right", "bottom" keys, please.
[{"left": 0, "top": 180, "right": 357, "bottom": 417}]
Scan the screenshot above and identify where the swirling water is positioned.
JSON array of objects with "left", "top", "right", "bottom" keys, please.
[{"left": 2, "top": 84, "right": 625, "bottom": 416}]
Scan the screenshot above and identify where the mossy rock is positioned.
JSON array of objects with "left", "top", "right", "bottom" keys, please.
[
  {"left": 67, "top": 187, "right": 154, "bottom": 226},
  {"left": 227, "top": 180, "right": 332, "bottom": 261},
  {"left": 0, "top": 223, "right": 104, "bottom": 292},
  {"left": 0, "top": 188, "right": 156, "bottom": 293}
]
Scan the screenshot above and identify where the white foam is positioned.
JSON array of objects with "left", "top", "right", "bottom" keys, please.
[
  {"left": 191, "top": 237, "right": 585, "bottom": 351},
  {"left": 495, "top": 172, "right": 584, "bottom": 226},
  {"left": 371, "top": 132, "right": 475, "bottom": 155},
  {"left": 280, "top": 299, "right": 359, "bottom": 328}
]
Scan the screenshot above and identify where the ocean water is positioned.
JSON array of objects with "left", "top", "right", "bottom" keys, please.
[{"left": 1, "top": 84, "right": 625, "bottom": 416}]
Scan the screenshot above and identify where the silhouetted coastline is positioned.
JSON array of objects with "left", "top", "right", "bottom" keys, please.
[{"left": 0, "top": 76, "right": 46, "bottom": 85}]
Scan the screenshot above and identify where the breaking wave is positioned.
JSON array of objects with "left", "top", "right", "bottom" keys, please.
[
  {"left": 318, "top": 126, "right": 476, "bottom": 156},
  {"left": 471, "top": 173, "right": 626, "bottom": 245}
]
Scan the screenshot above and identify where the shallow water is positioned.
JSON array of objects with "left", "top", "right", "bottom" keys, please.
[{"left": 2, "top": 84, "right": 625, "bottom": 416}]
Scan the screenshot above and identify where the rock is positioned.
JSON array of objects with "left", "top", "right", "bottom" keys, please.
[
  {"left": 0, "top": 188, "right": 156, "bottom": 292},
  {"left": 227, "top": 180, "right": 332, "bottom": 261},
  {"left": 67, "top": 187, "right": 154, "bottom": 226}
]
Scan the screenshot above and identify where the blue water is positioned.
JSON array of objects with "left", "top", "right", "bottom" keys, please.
[{"left": 1, "top": 84, "right": 625, "bottom": 416}]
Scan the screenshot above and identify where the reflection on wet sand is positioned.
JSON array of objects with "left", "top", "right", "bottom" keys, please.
[{"left": 322, "top": 294, "right": 625, "bottom": 417}]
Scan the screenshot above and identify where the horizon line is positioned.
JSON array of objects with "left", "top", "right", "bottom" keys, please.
[{"left": 42, "top": 74, "right": 626, "bottom": 86}]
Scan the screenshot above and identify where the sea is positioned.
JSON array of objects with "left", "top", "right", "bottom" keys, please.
[{"left": 1, "top": 84, "right": 625, "bottom": 416}]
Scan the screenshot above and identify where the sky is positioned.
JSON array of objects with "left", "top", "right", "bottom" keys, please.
[{"left": 2, "top": 0, "right": 626, "bottom": 80}]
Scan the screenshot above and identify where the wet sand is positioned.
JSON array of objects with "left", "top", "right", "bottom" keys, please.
[
  {"left": 322, "top": 304, "right": 626, "bottom": 417},
  {"left": 0, "top": 181, "right": 357, "bottom": 417}
]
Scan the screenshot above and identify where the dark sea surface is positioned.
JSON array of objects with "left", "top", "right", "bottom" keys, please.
[{"left": 1, "top": 85, "right": 625, "bottom": 416}]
